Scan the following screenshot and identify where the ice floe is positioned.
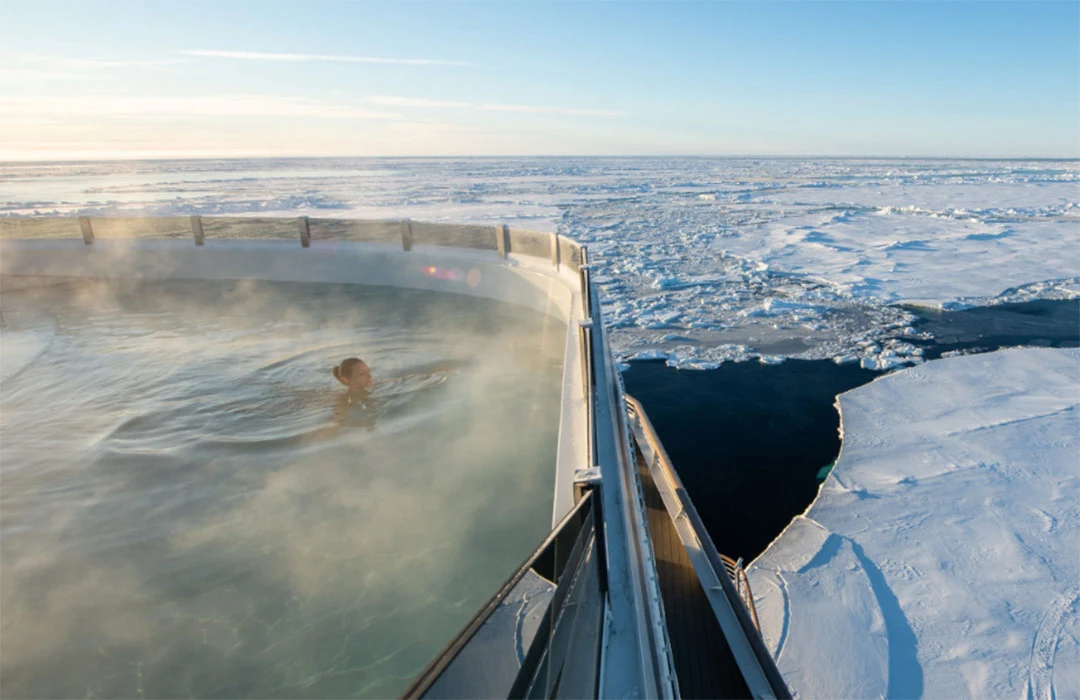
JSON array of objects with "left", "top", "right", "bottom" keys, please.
[{"left": 748, "top": 348, "right": 1080, "bottom": 699}]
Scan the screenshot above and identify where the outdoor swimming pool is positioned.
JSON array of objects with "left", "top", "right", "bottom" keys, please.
[{"left": 0, "top": 278, "right": 564, "bottom": 698}]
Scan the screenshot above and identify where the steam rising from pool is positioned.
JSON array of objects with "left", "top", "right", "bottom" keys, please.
[{"left": 0, "top": 279, "right": 563, "bottom": 698}]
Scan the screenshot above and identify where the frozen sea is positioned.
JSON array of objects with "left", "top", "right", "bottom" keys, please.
[
  {"left": 3, "top": 157, "right": 1077, "bottom": 369},
  {"left": 749, "top": 348, "right": 1079, "bottom": 700}
]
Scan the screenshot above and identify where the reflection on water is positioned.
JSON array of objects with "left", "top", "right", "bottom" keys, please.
[{"left": 0, "top": 279, "right": 563, "bottom": 699}]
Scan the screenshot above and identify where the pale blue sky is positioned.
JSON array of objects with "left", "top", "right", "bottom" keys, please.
[{"left": 1, "top": 1, "right": 1076, "bottom": 159}]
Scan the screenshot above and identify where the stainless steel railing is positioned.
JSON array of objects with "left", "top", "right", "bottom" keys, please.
[
  {"left": 720, "top": 554, "right": 762, "bottom": 632},
  {"left": 0, "top": 215, "right": 588, "bottom": 271}
]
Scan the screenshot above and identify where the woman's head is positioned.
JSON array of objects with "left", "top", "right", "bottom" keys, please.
[{"left": 334, "top": 357, "right": 373, "bottom": 391}]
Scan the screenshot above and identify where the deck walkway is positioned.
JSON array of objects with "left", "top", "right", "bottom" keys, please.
[{"left": 635, "top": 444, "right": 751, "bottom": 699}]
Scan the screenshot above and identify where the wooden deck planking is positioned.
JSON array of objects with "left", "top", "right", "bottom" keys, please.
[{"left": 636, "top": 445, "right": 751, "bottom": 699}]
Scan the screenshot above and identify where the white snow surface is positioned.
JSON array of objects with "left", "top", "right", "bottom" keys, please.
[
  {"left": 748, "top": 348, "right": 1080, "bottom": 700},
  {"left": 2, "top": 158, "right": 1077, "bottom": 367}
]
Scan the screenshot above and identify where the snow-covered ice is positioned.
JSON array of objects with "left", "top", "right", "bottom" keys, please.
[
  {"left": 748, "top": 348, "right": 1079, "bottom": 699},
  {"left": 2, "top": 158, "right": 1077, "bottom": 367},
  {"left": 717, "top": 210, "right": 1077, "bottom": 304}
]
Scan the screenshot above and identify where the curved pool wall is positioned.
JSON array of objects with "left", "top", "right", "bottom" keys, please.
[
  {"left": 2, "top": 226, "right": 584, "bottom": 526},
  {"left": 0, "top": 217, "right": 677, "bottom": 700}
]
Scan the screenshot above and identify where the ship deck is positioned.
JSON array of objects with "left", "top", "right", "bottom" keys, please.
[{"left": 636, "top": 443, "right": 751, "bottom": 699}]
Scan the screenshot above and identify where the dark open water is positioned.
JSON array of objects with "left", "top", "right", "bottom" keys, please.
[
  {"left": 909, "top": 299, "right": 1079, "bottom": 360},
  {"left": 623, "top": 299, "right": 1079, "bottom": 563}
]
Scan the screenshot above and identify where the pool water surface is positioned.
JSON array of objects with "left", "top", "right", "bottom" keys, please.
[{"left": 0, "top": 278, "right": 563, "bottom": 698}]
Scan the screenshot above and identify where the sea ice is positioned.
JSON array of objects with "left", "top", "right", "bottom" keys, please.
[{"left": 748, "top": 347, "right": 1080, "bottom": 699}]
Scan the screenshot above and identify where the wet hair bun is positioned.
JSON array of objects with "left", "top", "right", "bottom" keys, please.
[{"left": 336, "top": 357, "right": 363, "bottom": 380}]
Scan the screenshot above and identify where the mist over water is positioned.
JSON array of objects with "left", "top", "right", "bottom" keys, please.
[{"left": 0, "top": 279, "right": 563, "bottom": 698}]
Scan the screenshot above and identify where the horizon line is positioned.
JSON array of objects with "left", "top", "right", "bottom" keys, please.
[{"left": 1, "top": 153, "right": 1077, "bottom": 164}]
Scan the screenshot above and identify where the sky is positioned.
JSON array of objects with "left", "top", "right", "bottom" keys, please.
[{"left": 0, "top": 0, "right": 1077, "bottom": 160}]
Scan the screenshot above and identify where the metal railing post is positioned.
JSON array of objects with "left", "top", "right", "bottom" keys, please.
[
  {"left": 579, "top": 265, "right": 592, "bottom": 319},
  {"left": 551, "top": 233, "right": 561, "bottom": 269},
  {"left": 401, "top": 218, "right": 413, "bottom": 251},
  {"left": 578, "top": 317, "right": 597, "bottom": 477},
  {"left": 78, "top": 216, "right": 94, "bottom": 245},
  {"left": 190, "top": 215, "right": 205, "bottom": 246},
  {"left": 496, "top": 223, "right": 509, "bottom": 259},
  {"left": 298, "top": 216, "right": 311, "bottom": 248}
]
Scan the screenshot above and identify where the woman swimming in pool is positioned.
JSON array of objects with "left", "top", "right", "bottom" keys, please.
[
  {"left": 328, "top": 358, "right": 379, "bottom": 431},
  {"left": 332, "top": 356, "right": 464, "bottom": 425},
  {"left": 334, "top": 356, "right": 466, "bottom": 391},
  {"left": 333, "top": 357, "right": 374, "bottom": 403}
]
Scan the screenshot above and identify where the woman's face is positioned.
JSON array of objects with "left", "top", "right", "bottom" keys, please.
[{"left": 348, "top": 363, "right": 373, "bottom": 391}]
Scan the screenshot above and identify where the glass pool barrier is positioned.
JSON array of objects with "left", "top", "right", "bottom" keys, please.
[{"left": 403, "top": 489, "right": 604, "bottom": 699}]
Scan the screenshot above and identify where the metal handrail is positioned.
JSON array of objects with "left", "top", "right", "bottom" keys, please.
[
  {"left": 591, "top": 286, "right": 679, "bottom": 700},
  {"left": 626, "top": 397, "right": 762, "bottom": 624},
  {"left": 0, "top": 215, "right": 591, "bottom": 272},
  {"left": 720, "top": 554, "right": 762, "bottom": 632}
]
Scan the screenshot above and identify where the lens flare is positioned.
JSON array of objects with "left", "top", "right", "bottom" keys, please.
[{"left": 420, "top": 265, "right": 467, "bottom": 283}]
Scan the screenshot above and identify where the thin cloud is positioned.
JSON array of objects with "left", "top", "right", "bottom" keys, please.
[
  {"left": 0, "top": 116, "right": 61, "bottom": 125},
  {"left": 180, "top": 49, "right": 475, "bottom": 67},
  {"left": 368, "top": 96, "right": 472, "bottom": 109},
  {"left": 0, "top": 68, "right": 87, "bottom": 82},
  {"left": 0, "top": 53, "right": 193, "bottom": 77},
  {"left": 367, "top": 95, "right": 626, "bottom": 119},
  {"left": 480, "top": 103, "right": 626, "bottom": 118},
  {"left": 0, "top": 95, "right": 400, "bottom": 120},
  {"left": 58, "top": 58, "right": 192, "bottom": 69}
]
